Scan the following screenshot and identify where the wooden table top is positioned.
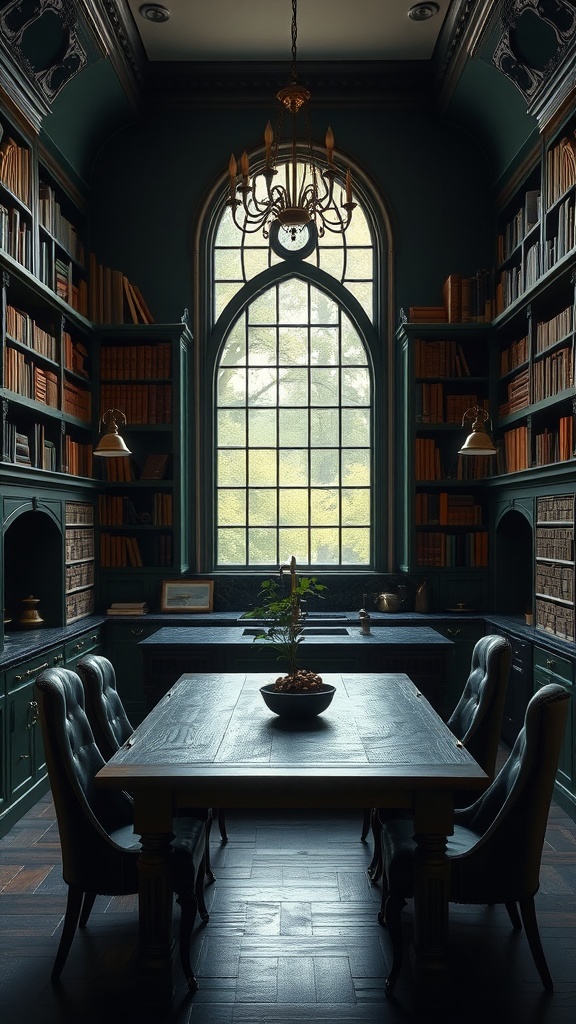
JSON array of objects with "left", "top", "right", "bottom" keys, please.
[{"left": 97, "top": 673, "right": 486, "bottom": 809}]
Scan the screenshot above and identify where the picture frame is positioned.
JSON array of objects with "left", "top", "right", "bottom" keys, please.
[{"left": 161, "top": 579, "right": 214, "bottom": 613}]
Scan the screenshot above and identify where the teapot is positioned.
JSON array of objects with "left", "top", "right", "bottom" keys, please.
[{"left": 374, "top": 585, "right": 407, "bottom": 613}]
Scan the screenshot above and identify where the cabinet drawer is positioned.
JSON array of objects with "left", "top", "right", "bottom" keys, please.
[
  {"left": 64, "top": 627, "right": 102, "bottom": 665},
  {"left": 105, "top": 622, "right": 158, "bottom": 643},
  {"left": 6, "top": 648, "right": 65, "bottom": 691},
  {"left": 533, "top": 646, "right": 573, "bottom": 689}
]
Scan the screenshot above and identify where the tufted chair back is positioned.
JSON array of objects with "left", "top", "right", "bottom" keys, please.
[
  {"left": 77, "top": 654, "right": 133, "bottom": 762},
  {"left": 446, "top": 634, "right": 511, "bottom": 779}
]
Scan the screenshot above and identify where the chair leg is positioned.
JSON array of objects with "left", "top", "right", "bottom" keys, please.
[
  {"left": 51, "top": 884, "right": 84, "bottom": 981},
  {"left": 217, "top": 808, "right": 228, "bottom": 843},
  {"left": 505, "top": 900, "right": 522, "bottom": 930},
  {"left": 382, "top": 894, "right": 407, "bottom": 997},
  {"left": 361, "top": 807, "right": 371, "bottom": 841},
  {"left": 79, "top": 891, "right": 97, "bottom": 928},
  {"left": 176, "top": 891, "right": 199, "bottom": 993},
  {"left": 205, "top": 817, "right": 216, "bottom": 886},
  {"left": 519, "top": 895, "right": 553, "bottom": 991},
  {"left": 196, "top": 851, "right": 210, "bottom": 926},
  {"left": 367, "top": 809, "right": 383, "bottom": 884}
]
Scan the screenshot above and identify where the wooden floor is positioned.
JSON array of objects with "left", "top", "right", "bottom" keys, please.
[{"left": 1, "top": 792, "right": 576, "bottom": 1024}]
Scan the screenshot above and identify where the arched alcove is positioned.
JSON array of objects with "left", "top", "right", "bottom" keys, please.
[
  {"left": 3, "top": 510, "right": 63, "bottom": 629},
  {"left": 494, "top": 507, "right": 533, "bottom": 615}
]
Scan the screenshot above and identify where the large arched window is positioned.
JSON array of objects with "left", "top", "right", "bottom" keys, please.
[{"left": 198, "top": 158, "right": 387, "bottom": 571}]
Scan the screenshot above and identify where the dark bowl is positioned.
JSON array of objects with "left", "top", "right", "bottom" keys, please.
[{"left": 259, "top": 683, "right": 336, "bottom": 719}]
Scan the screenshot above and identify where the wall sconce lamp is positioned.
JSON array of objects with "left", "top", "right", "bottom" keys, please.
[
  {"left": 458, "top": 405, "right": 498, "bottom": 457},
  {"left": 94, "top": 409, "right": 132, "bottom": 457}
]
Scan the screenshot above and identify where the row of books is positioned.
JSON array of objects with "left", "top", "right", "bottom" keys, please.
[
  {"left": 414, "top": 339, "right": 471, "bottom": 378},
  {"left": 415, "top": 492, "right": 484, "bottom": 527},
  {"left": 500, "top": 334, "right": 528, "bottom": 374},
  {"left": 38, "top": 181, "right": 85, "bottom": 264},
  {"left": 416, "top": 530, "right": 489, "bottom": 567},
  {"left": 97, "top": 452, "right": 171, "bottom": 483},
  {"left": 63, "top": 436, "right": 93, "bottom": 477},
  {"left": 524, "top": 240, "right": 540, "bottom": 291},
  {"left": 537, "top": 495, "right": 574, "bottom": 522},
  {"left": 502, "top": 425, "right": 529, "bottom": 473},
  {"left": 64, "top": 333, "right": 89, "bottom": 377},
  {"left": 6, "top": 305, "right": 57, "bottom": 360},
  {"left": 535, "top": 526, "right": 573, "bottom": 561},
  {"left": 0, "top": 202, "right": 31, "bottom": 269},
  {"left": 497, "top": 190, "right": 540, "bottom": 264},
  {"left": 546, "top": 131, "right": 576, "bottom": 207},
  {"left": 65, "top": 561, "right": 94, "bottom": 592},
  {"left": 106, "top": 602, "right": 149, "bottom": 616},
  {"left": 88, "top": 255, "right": 154, "bottom": 325},
  {"left": 534, "top": 418, "right": 574, "bottom": 466},
  {"left": 498, "top": 367, "right": 530, "bottom": 416},
  {"left": 535, "top": 306, "right": 573, "bottom": 353},
  {"left": 63, "top": 379, "right": 91, "bottom": 422},
  {"left": 100, "top": 343, "right": 171, "bottom": 381},
  {"left": 38, "top": 241, "right": 88, "bottom": 315},
  {"left": 65, "top": 528, "right": 94, "bottom": 562},
  {"left": 65, "top": 501, "right": 94, "bottom": 526},
  {"left": 97, "top": 493, "right": 173, "bottom": 526},
  {"left": 536, "top": 598, "right": 575, "bottom": 642},
  {"left": 535, "top": 564, "right": 573, "bottom": 604},
  {"left": 100, "top": 533, "right": 173, "bottom": 568},
  {"left": 442, "top": 270, "right": 494, "bottom": 323},
  {"left": 99, "top": 384, "right": 173, "bottom": 424},
  {"left": 548, "top": 195, "right": 575, "bottom": 266},
  {"left": 0, "top": 132, "right": 30, "bottom": 205},
  {"left": 3, "top": 346, "right": 59, "bottom": 405},
  {"left": 66, "top": 589, "right": 95, "bottom": 624},
  {"left": 532, "top": 346, "right": 572, "bottom": 402},
  {"left": 416, "top": 385, "right": 485, "bottom": 424}
]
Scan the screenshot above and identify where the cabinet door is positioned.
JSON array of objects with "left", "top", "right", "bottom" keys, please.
[
  {"left": 105, "top": 621, "right": 159, "bottom": 723},
  {"left": 534, "top": 646, "right": 574, "bottom": 798},
  {"left": 8, "top": 681, "right": 41, "bottom": 801},
  {"left": 432, "top": 620, "right": 484, "bottom": 713},
  {"left": 64, "top": 626, "right": 102, "bottom": 669},
  {"left": 0, "top": 692, "right": 6, "bottom": 813}
]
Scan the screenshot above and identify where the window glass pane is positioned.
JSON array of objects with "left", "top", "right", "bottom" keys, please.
[
  {"left": 311, "top": 449, "right": 339, "bottom": 486},
  {"left": 279, "top": 367, "right": 309, "bottom": 406},
  {"left": 342, "top": 367, "right": 370, "bottom": 405},
  {"left": 345, "top": 281, "right": 372, "bottom": 320},
  {"left": 279, "top": 278, "right": 308, "bottom": 323},
  {"left": 247, "top": 368, "right": 276, "bottom": 406},
  {"left": 218, "top": 489, "right": 245, "bottom": 525},
  {"left": 342, "top": 448, "right": 370, "bottom": 485},
  {"left": 215, "top": 249, "right": 243, "bottom": 279},
  {"left": 279, "top": 327, "right": 307, "bottom": 365},
  {"left": 310, "top": 290, "right": 338, "bottom": 324},
  {"left": 311, "top": 489, "right": 339, "bottom": 526},
  {"left": 279, "top": 449, "right": 308, "bottom": 485},
  {"left": 279, "top": 489, "right": 308, "bottom": 525},
  {"left": 247, "top": 327, "right": 276, "bottom": 366},
  {"left": 310, "top": 368, "right": 339, "bottom": 406},
  {"left": 279, "top": 408, "right": 308, "bottom": 447},
  {"left": 318, "top": 248, "right": 344, "bottom": 279},
  {"left": 344, "top": 207, "right": 372, "bottom": 245},
  {"left": 249, "top": 291, "right": 276, "bottom": 323},
  {"left": 344, "top": 248, "right": 372, "bottom": 279},
  {"left": 214, "top": 207, "right": 240, "bottom": 245},
  {"left": 310, "top": 528, "right": 339, "bottom": 562},
  {"left": 248, "top": 409, "right": 277, "bottom": 447},
  {"left": 218, "top": 528, "right": 246, "bottom": 564},
  {"left": 341, "top": 315, "right": 368, "bottom": 364},
  {"left": 310, "top": 327, "right": 338, "bottom": 365},
  {"left": 341, "top": 488, "right": 370, "bottom": 526},
  {"left": 248, "top": 489, "right": 277, "bottom": 525},
  {"left": 218, "top": 367, "right": 246, "bottom": 405},
  {"left": 341, "top": 528, "right": 370, "bottom": 564},
  {"left": 248, "top": 449, "right": 277, "bottom": 486},
  {"left": 218, "top": 449, "right": 246, "bottom": 486},
  {"left": 279, "top": 529, "right": 308, "bottom": 565},
  {"left": 248, "top": 529, "right": 277, "bottom": 565},
  {"left": 220, "top": 320, "right": 246, "bottom": 365},
  {"left": 215, "top": 282, "right": 240, "bottom": 320},
  {"left": 310, "top": 408, "right": 339, "bottom": 446},
  {"left": 243, "top": 248, "right": 270, "bottom": 278},
  {"left": 218, "top": 409, "right": 245, "bottom": 447},
  {"left": 341, "top": 408, "right": 370, "bottom": 446}
]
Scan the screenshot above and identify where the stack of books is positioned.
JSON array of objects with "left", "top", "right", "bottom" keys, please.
[{"left": 106, "top": 601, "right": 149, "bottom": 616}]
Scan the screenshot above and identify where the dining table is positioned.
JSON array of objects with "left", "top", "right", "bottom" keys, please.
[{"left": 96, "top": 671, "right": 487, "bottom": 1006}]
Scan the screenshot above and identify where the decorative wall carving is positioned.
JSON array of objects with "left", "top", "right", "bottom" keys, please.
[
  {"left": 0, "top": 0, "right": 88, "bottom": 103},
  {"left": 493, "top": 0, "right": 576, "bottom": 102}
]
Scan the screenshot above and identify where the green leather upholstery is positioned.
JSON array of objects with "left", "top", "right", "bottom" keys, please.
[
  {"left": 379, "top": 682, "right": 570, "bottom": 995},
  {"left": 35, "top": 666, "right": 208, "bottom": 990}
]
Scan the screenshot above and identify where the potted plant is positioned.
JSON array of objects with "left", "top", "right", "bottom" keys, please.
[{"left": 246, "top": 575, "right": 335, "bottom": 717}]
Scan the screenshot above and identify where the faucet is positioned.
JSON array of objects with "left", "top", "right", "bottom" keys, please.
[{"left": 279, "top": 555, "right": 301, "bottom": 625}]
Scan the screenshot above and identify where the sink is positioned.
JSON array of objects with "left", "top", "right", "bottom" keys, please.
[
  {"left": 306, "top": 612, "right": 347, "bottom": 620},
  {"left": 241, "top": 626, "right": 349, "bottom": 637}
]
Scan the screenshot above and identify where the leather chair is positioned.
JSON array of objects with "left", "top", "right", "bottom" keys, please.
[
  {"left": 77, "top": 653, "right": 228, "bottom": 849},
  {"left": 378, "top": 682, "right": 570, "bottom": 995},
  {"left": 35, "top": 666, "right": 209, "bottom": 990},
  {"left": 367, "top": 633, "right": 511, "bottom": 882}
]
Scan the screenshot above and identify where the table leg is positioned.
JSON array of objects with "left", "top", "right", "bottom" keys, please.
[
  {"left": 132, "top": 794, "right": 175, "bottom": 1004},
  {"left": 411, "top": 792, "right": 453, "bottom": 1000}
]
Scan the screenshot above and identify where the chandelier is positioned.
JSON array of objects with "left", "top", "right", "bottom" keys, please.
[{"left": 226, "top": 0, "right": 356, "bottom": 246}]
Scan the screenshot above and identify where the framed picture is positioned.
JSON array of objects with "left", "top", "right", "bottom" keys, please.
[{"left": 161, "top": 579, "right": 214, "bottom": 613}]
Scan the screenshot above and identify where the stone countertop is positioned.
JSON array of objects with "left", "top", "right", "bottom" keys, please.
[
  {"left": 139, "top": 624, "right": 455, "bottom": 647},
  {"left": 0, "top": 615, "right": 106, "bottom": 671}
]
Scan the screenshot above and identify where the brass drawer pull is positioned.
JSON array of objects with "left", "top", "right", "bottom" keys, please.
[
  {"left": 53, "top": 653, "right": 64, "bottom": 664},
  {"left": 72, "top": 641, "right": 85, "bottom": 652},
  {"left": 14, "top": 661, "right": 49, "bottom": 682},
  {"left": 447, "top": 628, "right": 461, "bottom": 636},
  {"left": 546, "top": 659, "right": 556, "bottom": 670},
  {"left": 27, "top": 700, "right": 39, "bottom": 728},
  {"left": 131, "top": 628, "right": 144, "bottom": 636}
]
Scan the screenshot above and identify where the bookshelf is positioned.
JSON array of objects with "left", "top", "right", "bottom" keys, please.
[
  {"left": 534, "top": 494, "right": 575, "bottom": 643},
  {"left": 95, "top": 323, "right": 192, "bottom": 606},
  {"left": 65, "top": 501, "right": 95, "bottom": 624},
  {"left": 37, "top": 160, "right": 88, "bottom": 316},
  {"left": 397, "top": 321, "right": 491, "bottom": 610}
]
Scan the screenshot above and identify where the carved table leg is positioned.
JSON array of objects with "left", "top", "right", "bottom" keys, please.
[
  {"left": 133, "top": 792, "right": 175, "bottom": 1006},
  {"left": 411, "top": 792, "right": 452, "bottom": 1003}
]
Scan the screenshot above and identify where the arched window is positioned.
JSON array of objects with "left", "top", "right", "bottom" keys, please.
[{"left": 200, "top": 158, "right": 387, "bottom": 571}]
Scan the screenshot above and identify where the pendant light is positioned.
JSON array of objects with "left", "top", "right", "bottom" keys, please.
[
  {"left": 458, "top": 406, "right": 498, "bottom": 457},
  {"left": 94, "top": 409, "right": 131, "bottom": 457}
]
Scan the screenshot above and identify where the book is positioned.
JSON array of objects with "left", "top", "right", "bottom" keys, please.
[
  {"left": 110, "top": 602, "right": 148, "bottom": 609},
  {"left": 140, "top": 453, "right": 170, "bottom": 480}
]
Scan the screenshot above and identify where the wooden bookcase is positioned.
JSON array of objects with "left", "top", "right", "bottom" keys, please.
[
  {"left": 65, "top": 500, "right": 95, "bottom": 624},
  {"left": 94, "top": 322, "right": 192, "bottom": 610},
  {"left": 534, "top": 494, "right": 575, "bottom": 643},
  {"left": 396, "top": 321, "right": 491, "bottom": 612}
]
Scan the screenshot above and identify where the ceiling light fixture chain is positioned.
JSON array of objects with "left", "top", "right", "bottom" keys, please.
[{"left": 226, "top": 0, "right": 356, "bottom": 249}]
